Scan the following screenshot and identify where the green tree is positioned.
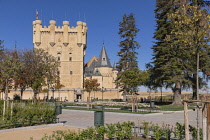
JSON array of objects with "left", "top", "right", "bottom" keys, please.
[
  {"left": 116, "top": 13, "right": 142, "bottom": 98},
  {"left": 0, "top": 40, "right": 4, "bottom": 93},
  {"left": 167, "top": 2, "right": 210, "bottom": 100},
  {"left": 84, "top": 78, "right": 100, "bottom": 109},
  {"left": 118, "top": 68, "right": 149, "bottom": 95},
  {"left": 0, "top": 50, "right": 21, "bottom": 100},
  {"left": 117, "top": 13, "right": 140, "bottom": 70},
  {"left": 54, "top": 76, "right": 65, "bottom": 101},
  {"left": 150, "top": 0, "right": 210, "bottom": 104},
  {"left": 0, "top": 49, "right": 21, "bottom": 120},
  {"left": 21, "top": 49, "right": 60, "bottom": 100},
  {"left": 150, "top": 0, "right": 184, "bottom": 105},
  {"left": 0, "top": 40, "right": 4, "bottom": 55}
]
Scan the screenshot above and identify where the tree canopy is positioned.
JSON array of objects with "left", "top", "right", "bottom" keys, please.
[
  {"left": 116, "top": 13, "right": 148, "bottom": 96},
  {"left": 150, "top": 0, "right": 210, "bottom": 104},
  {"left": 0, "top": 48, "right": 60, "bottom": 100}
]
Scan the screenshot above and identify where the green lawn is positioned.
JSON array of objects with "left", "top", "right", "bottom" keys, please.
[
  {"left": 63, "top": 106, "right": 151, "bottom": 114},
  {"left": 63, "top": 102, "right": 195, "bottom": 113},
  {"left": 159, "top": 104, "right": 195, "bottom": 111}
]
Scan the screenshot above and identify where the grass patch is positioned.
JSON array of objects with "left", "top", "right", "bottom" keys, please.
[
  {"left": 158, "top": 104, "right": 194, "bottom": 111},
  {"left": 63, "top": 102, "right": 195, "bottom": 112},
  {"left": 159, "top": 105, "right": 184, "bottom": 111},
  {"left": 63, "top": 107, "right": 151, "bottom": 114}
]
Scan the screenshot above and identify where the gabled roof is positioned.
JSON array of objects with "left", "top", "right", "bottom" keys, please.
[
  {"left": 97, "top": 44, "right": 112, "bottom": 68},
  {"left": 86, "top": 56, "right": 98, "bottom": 67},
  {"left": 85, "top": 59, "right": 98, "bottom": 77}
]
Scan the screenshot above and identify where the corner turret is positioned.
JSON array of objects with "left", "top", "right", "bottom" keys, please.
[{"left": 33, "top": 20, "right": 42, "bottom": 46}]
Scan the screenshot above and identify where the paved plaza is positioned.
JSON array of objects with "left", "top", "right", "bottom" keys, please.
[
  {"left": 58, "top": 109, "right": 202, "bottom": 129},
  {"left": 0, "top": 109, "right": 203, "bottom": 140}
]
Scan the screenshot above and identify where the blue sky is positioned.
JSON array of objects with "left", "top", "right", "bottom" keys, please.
[{"left": 0, "top": 0, "right": 157, "bottom": 91}]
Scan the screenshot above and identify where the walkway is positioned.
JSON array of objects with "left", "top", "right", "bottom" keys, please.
[{"left": 58, "top": 109, "right": 202, "bottom": 129}]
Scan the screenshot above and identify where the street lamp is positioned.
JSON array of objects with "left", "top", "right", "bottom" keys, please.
[
  {"left": 102, "top": 87, "right": 104, "bottom": 102},
  {"left": 50, "top": 86, "right": 55, "bottom": 101},
  {"left": 0, "top": 85, "right": 3, "bottom": 100},
  {"left": 47, "top": 79, "right": 50, "bottom": 101}
]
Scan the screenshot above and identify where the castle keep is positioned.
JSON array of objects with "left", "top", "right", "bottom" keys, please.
[
  {"left": 31, "top": 19, "right": 119, "bottom": 101},
  {"left": 33, "top": 20, "right": 87, "bottom": 89}
]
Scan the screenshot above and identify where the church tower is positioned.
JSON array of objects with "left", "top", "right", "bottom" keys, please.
[{"left": 33, "top": 20, "right": 88, "bottom": 89}]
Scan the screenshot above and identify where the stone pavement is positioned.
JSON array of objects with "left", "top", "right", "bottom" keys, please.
[{"left": 58, "top": 109, "right": 202, "bottom": 129}]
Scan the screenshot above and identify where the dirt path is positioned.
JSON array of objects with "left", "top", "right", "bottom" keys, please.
[{"left": 0, "top": 125, "right": 80, "bottom": 140}]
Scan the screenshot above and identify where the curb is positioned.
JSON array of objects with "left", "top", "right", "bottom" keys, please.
[{"left": 0, "top": 123, "right": 65, "bottom": 133}]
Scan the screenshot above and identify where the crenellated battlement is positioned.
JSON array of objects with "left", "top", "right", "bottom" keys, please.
[
  {"left": 33, "top": 20, "right": 87, "bottom": 47},
  {"left": 33, "top": 20, "right": 87, "bottom": 32},
  {"left": 33, "top": 20, "right": 87, "bottom": 33}
]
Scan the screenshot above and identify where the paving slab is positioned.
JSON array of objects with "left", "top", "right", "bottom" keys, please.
[{"left": 58, "top": 109, "right": 202, "bottom": 128}]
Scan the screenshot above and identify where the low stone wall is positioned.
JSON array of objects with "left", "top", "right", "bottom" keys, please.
[
  {"left": 2, "top": 89, "right": 122, "bottom": 102},
  {"left": 1, "top": 90, "right": 192, "bottom": 102}
]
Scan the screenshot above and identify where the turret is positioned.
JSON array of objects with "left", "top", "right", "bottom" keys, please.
[
  {"left": 33, "top": 20, "right": 42, "bottom": 46},
  {"left": 112, "top": 62, "right": 118, "bottom": 71},
  {"left": 77, "top": 21, "right": 83, "bottom": 47},
  {"left": 63, "top": 21, "right": 69, "bottom": 46},
  {"left": 49, "top": 20, "right": 56, "bottom": 47},
  {"left": 82, "top": 22, "right": 87, "bottom": 48}
]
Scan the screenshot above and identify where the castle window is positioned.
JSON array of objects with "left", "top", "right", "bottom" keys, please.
[
  {"left": 70, "top": 71, "right": 73, "bottom": 75},
  {"left": 69, "top": 57, "right": 72, "bottom": 61},
  {"left": 58, "top": 56, "right": 60, "bottom": 61},
  {"left": 103, "top": 58, "right": 105, "bottom": 61}
]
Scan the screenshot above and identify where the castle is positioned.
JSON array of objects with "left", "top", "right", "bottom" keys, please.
[{"left": 32, "top": 19, "right": 119, "bottom": 101}]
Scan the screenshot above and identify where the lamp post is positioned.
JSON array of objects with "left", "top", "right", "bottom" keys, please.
[
  {"left": 0, "top": 85, "right": 3, "bottom": 100},
  {"left": 47, "top": 79, "right": 50, "bottom": 101},
  {"left": 102, "top": 87, "right": 104, "bottom": 102}
]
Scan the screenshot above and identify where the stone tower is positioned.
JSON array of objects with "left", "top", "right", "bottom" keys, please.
[{"left": 33, "top": 20, "right": 88, "bottom": 89}]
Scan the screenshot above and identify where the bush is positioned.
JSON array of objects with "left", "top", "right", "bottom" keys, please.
[
  {"left": 13, "top": 94, "right": 21, "bottom": 100},
  {"left": 0, "top": 100, "right": 56, "bottom": 128},
  {"left": 41, "top": 121, "right": 135, "bottom": 140}
]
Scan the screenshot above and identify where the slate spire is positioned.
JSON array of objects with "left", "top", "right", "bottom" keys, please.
[
  {"left": 112, "top": 61, "right": 118, "bottom": 71},
  {"left": 97, "top": 43, "right": 112, "bottom": 67}
]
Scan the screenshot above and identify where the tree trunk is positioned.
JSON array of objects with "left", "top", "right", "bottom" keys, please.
[
  {"left": 33, "top": 89, "right": 38, "bottom": 101},
  {"left": 172, "top": 81, "right": 182, "bottom": 105},
  {"left": 87, "top": 92, "right": 90, "bottom": 109},
  {"left": 192, "top": 74, "right": 197, "bottom": 100},
  {"left": 20, "top": 88, "right": 24, "bottom": 100},
  {"left": 192, "top": 88, "right": 197, "bottom": 100}
]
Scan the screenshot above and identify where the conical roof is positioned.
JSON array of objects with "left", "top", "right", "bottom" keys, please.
[
  {"left": 112, "top": 61, "right": 118, "bottom": 71},
  {"left": 97, "top": 44, "right": 112, "bottom": 67}
]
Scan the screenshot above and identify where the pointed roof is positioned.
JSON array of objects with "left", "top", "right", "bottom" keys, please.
[
  {"left": 97, "top": 43, "right": 112, "bottom": 67},
  {"left": 93, "top": 68, "right": 102, "bottom": 76},
  {"left": 86, "top": 56, "right": 98, "bottom": 67},
  {"left": 112, "top": 61, "right": 118, "bottom": 71}
]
